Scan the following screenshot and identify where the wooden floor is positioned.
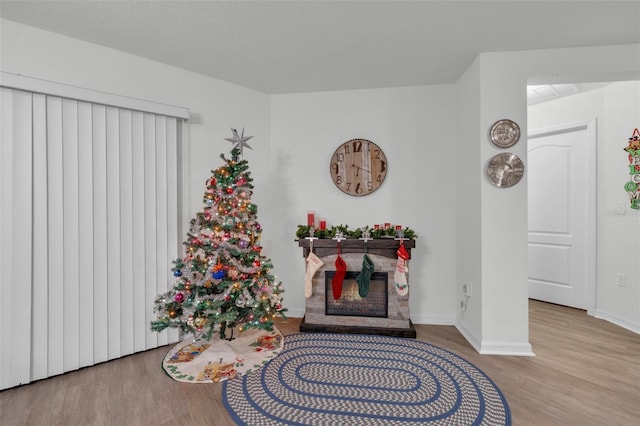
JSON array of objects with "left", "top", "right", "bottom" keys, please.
[{"left": 1, "top": 300, "right": 638, "bottom": 425}]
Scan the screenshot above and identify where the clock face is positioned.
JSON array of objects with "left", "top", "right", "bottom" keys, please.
[{"left": 330, "top": 139, "right": 388, "bottom": 196}]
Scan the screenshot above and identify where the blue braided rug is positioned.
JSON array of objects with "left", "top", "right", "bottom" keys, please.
[{"left": 223, "top": 333, "right": 511, "bottom": 425}]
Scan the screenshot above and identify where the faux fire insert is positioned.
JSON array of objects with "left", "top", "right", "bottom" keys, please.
[{"left": 325, "top": 271, "right": 388, "bottom": 318}]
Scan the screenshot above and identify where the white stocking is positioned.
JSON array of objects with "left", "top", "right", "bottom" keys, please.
[{"left": 305, "top": 252, "right": 324, "bottom": 298}]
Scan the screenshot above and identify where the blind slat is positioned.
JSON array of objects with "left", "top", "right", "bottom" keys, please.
[{"left": 31, "top": 93, "right": 49, "bottom": 381}]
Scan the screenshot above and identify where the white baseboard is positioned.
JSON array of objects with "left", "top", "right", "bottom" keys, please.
[
  {"left": 411, "top": 314, "right": 455, "bottom": 325},
  {"left": 594, "top": 309, "right": 640, "bottom": 334},
  {"left": 456, "top": 322, "right": 535, "bottom": 356},
  {"left": 455, "top": 321, "right": 482, "bottom": 352},
  {"left": 479, "top": 341, "right": 535, "bottom": 356}
]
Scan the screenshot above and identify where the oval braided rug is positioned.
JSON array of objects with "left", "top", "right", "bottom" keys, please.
[{"left": 223, "top": 333, "right": 511, "bottom": 425}]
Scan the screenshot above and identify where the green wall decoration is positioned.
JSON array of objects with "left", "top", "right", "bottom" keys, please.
[{"left": 624, "top": 128, "right": 640, "bottom": 210}]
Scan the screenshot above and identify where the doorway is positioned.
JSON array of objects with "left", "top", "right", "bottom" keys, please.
[{"left": 527, "top": 120, "right": 596, "bottom": 313}]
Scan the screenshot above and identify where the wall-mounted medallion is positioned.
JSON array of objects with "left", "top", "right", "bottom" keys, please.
[
  {"left": 489, "top": 119, "right": 520, "bottom": 148},
  {"left": 486, "top": 152, "right": 524, "bottom": 188}
]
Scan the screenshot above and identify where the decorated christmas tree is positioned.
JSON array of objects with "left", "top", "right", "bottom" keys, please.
[{"left": 151, "top": 129, "right": 286, "bottom": 340}]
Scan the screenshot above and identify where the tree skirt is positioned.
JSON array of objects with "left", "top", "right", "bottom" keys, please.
[
  {"left": 162, "top": 327, "right": 283, "bottom": 383},
  {"left": 223, "top": 333, "right": 511, "bottom": 425}
]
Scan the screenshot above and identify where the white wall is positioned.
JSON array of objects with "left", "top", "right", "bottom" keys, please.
[
  {"left": 269, "top": 87, "right": 457, "bottom": 320},
  {"left": 0, "top": 19, "right": 271, "bottom": 228},
  {"left": 529, "top": 81, "right": 640, "bottom": 332}
]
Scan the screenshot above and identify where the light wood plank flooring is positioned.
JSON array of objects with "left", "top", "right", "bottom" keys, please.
[{"left": 1, "top": 300, "right": 638, "bottom": 425}]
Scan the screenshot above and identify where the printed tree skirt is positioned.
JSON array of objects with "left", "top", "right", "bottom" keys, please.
[{"left": 162, "top": 327, "right": 284, "bottom": 383}]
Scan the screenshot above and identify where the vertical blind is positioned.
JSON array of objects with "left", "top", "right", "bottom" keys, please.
[{"left": 0, "top": 76, "right": 186, "bottom": 389}]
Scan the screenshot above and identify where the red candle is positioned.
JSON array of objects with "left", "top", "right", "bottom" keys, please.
[
  {"left": 319, "top": 218, "right": 327, "bottom": 230},
  {"left": 374, "top": 224, "right": 380, "bottom": 230},
  {"left": 384, "top": 222, "right": 391, "bottom": 229},
  {"left": 307, "top": 211, "right": 315, "bottom": 227},
  {"left": 395, "top": 225, "right": 402, "bottom": 230}
]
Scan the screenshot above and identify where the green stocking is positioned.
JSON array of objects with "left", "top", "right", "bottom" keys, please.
[{"left": 357, "top": 254, "right": 375, "bottom": 297}]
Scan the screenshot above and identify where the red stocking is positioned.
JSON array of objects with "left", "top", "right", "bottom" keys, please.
[{"left": 332, "top": 254, "right": 347, "bottom": 300}]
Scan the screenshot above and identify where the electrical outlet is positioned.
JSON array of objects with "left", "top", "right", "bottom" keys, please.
[{"left": 462, "top": 284, "right": 472, "bottom": 297}]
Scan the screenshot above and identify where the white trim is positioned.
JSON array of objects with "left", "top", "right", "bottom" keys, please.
[
  {"left": 455, "top": 322, "right": 481, "bottom": 352},
  {"left": 0, "top": 71, "right": 190, "bottom": 119},
  {"left": 594, "top": 309, "right": 640, "bottom": 334},
  {"left": 411, "top": 314, "right": 455, "bottom": 325},
  {"left": 456, "top": 317, "right": 535, "bottom": 356},
  {"left": 527, "top": 119, "right": 597, "bottom": 316},
  {"left": 479, "top": 341, "right": 535, "bottom": 356}
]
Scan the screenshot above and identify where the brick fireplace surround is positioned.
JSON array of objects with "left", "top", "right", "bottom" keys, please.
[{"left": 297, "top": 239, "right": 415, "bottom": 338}]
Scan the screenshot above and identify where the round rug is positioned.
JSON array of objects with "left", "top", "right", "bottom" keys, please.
[{"left": 223, "top": 333, "right": 511, "bottom": 425}]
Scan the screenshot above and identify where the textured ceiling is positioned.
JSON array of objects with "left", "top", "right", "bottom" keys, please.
[{"left": 1, "top": 1, "right": 639, "bottom": 94}]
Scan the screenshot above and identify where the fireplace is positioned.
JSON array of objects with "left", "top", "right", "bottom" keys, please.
[
  {"left": 325, "top": 271, "right": 388, "bottom": 318},
  {"left": 298, "top": 239, "right": 416, "bottom": 338}
]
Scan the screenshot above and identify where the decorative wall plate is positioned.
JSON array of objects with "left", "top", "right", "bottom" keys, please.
[
  {"left": 486, "top": 152, "right": 525, "bottom": 188},
  {"left": 489, "top": 119, "right": 520, "bottom": 148}
]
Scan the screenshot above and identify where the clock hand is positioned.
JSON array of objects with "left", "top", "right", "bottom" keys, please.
[{"left": 351, "top": 164, "right": 371, "bottom": 174}]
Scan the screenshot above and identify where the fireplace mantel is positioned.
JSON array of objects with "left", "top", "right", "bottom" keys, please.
[
  {"left": 297, "top": 238, "right": 415, "bottom": 259},
  {"left": 298, "top": 238, "right": 416, "bottom": 338}
]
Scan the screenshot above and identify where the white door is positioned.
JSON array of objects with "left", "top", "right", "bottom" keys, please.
[{"left": 527, "top": 121, "right": 596, "bottom": 311}]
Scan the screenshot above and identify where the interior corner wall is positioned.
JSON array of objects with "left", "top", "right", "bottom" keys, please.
[
  {"left": 453, "top": 54, "right": 532, "bottom": 355},
  {"left": 454, "top": 58, "right": 483, "bottom": 349}
]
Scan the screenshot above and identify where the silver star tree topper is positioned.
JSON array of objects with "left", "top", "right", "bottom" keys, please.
[{"left": 225, "top": 128, "right": 253, "bottom": 156}]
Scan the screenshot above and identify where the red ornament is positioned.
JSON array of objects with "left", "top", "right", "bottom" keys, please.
[
  {"left": 253, "top": 260, "right": 261, "bottom": 267},
  {"left": 225, "top": 295, "right": 232, "bottom": 301},
  {"left": 226, "top": 187, "right": 234, "bottom": 194}
]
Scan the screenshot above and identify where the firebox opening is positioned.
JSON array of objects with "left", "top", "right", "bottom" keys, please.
[{"left": 324, "top": 271, "right": 388, "bottom": 318}]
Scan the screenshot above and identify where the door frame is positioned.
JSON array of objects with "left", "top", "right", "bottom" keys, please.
[{"left": 527, "top": 119, "right": 597, "bottom": 315}]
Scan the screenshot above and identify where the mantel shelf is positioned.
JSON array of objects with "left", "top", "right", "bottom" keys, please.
[{"left": 297, "top": 238, "right": 415, "bottom": 259}]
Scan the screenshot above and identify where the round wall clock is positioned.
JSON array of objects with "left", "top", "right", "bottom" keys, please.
[
  {"left": 489, "top": 119, "right": 520, "bottom": 148},
  {"left": 330, "top": 138, "right": 388, "bottom": 196},
  {"left": 486, "top": 152, "right": 525, "bottom": 188}
]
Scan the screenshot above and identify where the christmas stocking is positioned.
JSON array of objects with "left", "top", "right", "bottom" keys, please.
[
  {"left": 332, "top": 255, "right": 347, "bottom": 300},
  {"left": 305, "top": 252, "right": 324, "bottom": 298},
  {"left": 395, "top": 243, "right": 410, "bottom": 296},
  {"left": 357, "top": 254, "right": 375, "bottom": 297}
]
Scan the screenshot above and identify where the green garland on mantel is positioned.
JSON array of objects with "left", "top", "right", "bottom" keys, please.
[{"left": 295, "top": 224, "right": 417, "bottom": 240}]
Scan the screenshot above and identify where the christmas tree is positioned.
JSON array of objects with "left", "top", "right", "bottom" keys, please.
[{"left": 151, "top": 129, "right": 286, "bottom": 340}]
